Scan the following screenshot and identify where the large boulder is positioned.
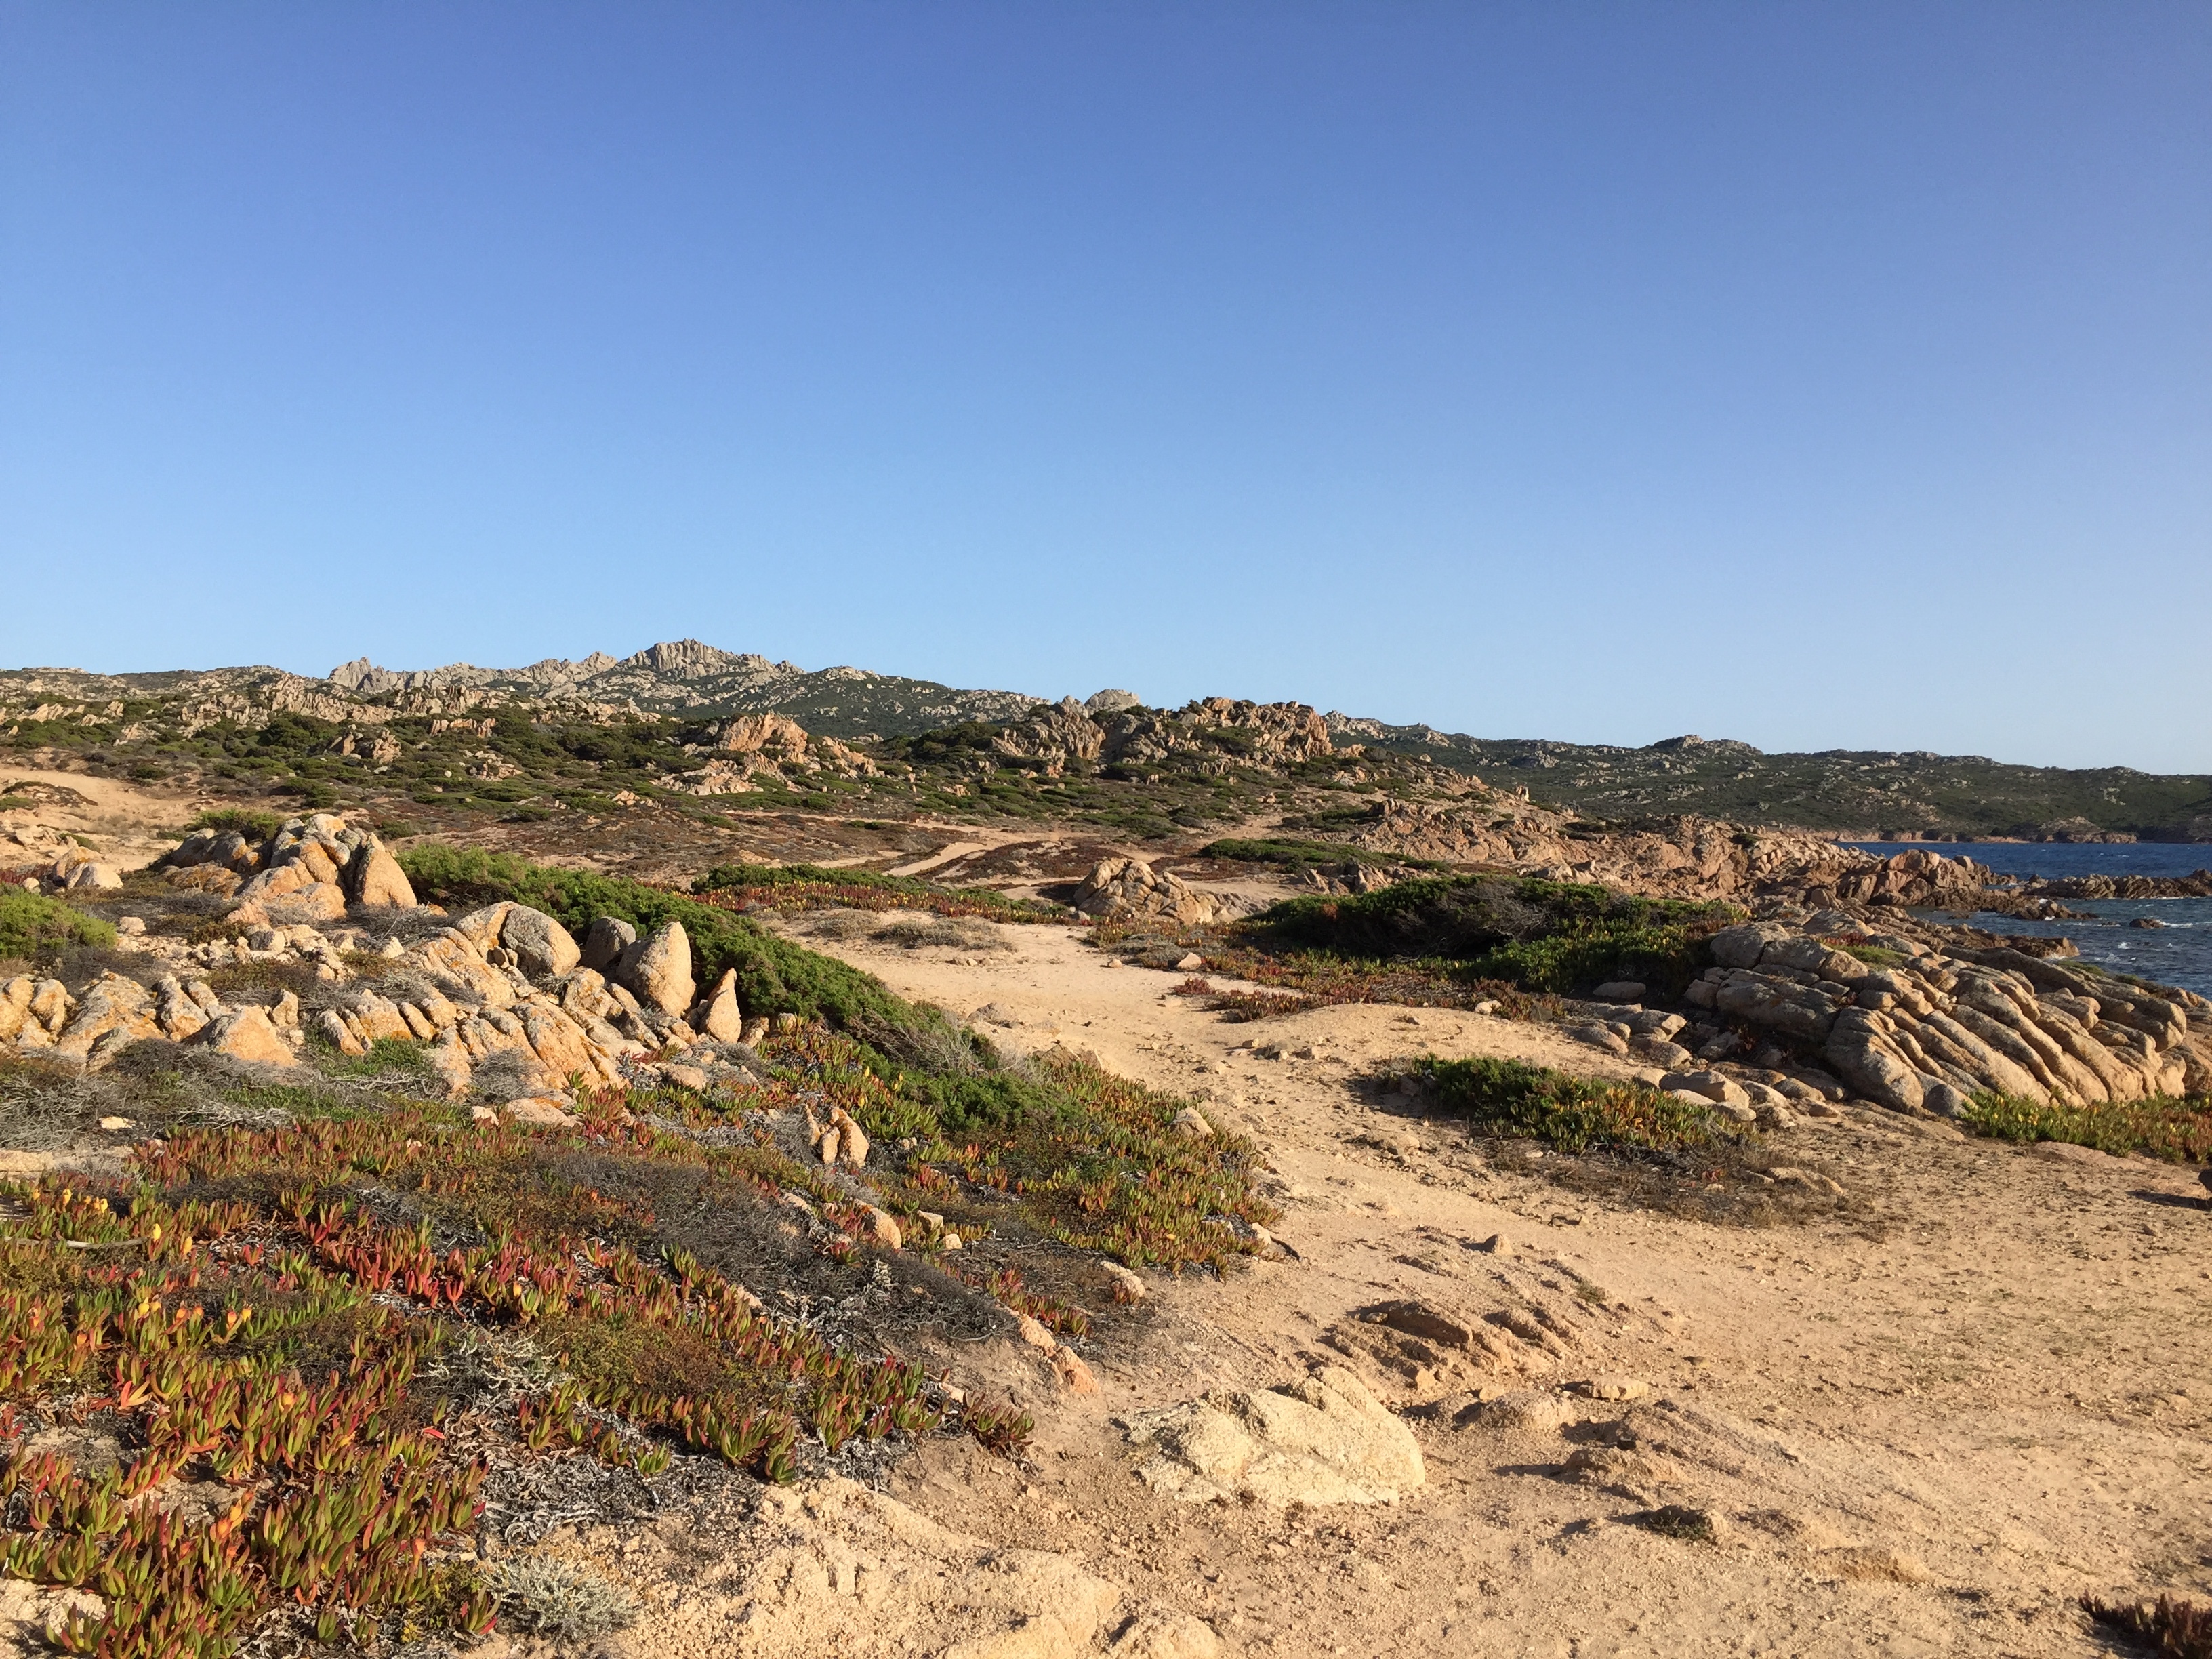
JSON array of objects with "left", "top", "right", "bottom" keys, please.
[
  {"left": 498, "top": 906, "right": 581, "bottom": 977},
  {"left": 694, "top": 968, "right": 745, "bottom": 1042},
  {"left": 1071, "top": 857, "right": 1220, "bottom": 926},
  {"left": 1823, "top": 1011, "right": 1927, "bottom": 1113},
  {"left": 579, "top": 916, "right": 636, "bottom": 973},
  {"left": 51, "top": 975, "right": 158, "bottom": 1062},
  {"left": 618, "top": 922, "right": 695, "bottom": 1017},
  {"left": 199, "top": 1007, "right": 298, "bottom": 1067},
  {"left": 350, "top": 843, "right": 417, "bottom": 909}
]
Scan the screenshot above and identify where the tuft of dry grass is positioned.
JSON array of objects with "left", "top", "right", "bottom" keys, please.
[{"left": 2083, "top": 1593, "right": 2212, "bottom": 1658}]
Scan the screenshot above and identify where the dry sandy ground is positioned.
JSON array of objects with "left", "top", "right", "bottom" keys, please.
[
  {"left": 0, "top": 766, "right": 207, "bottom": 872},
  {"left": 726, "top": 913, "right": 2212, "bottom": 1659}
]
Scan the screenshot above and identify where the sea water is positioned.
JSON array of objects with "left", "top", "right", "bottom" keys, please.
[{"left": 1841, "top": 842, "right": 2212, "bottom": 1000}]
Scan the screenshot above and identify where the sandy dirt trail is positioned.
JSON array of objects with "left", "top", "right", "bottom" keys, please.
[{"left": 774, "top": 914, "right": 2212, "bottom": 1659}]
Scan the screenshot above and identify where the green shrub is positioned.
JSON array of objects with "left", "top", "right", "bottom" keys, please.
[
  {"left": 0, "top": 889, "right": 117, "bottom": 959},
  {"left": 1201, "top": 838, "right": 1450, "bottom": 872},
  {"left": 1962, "top": 1089, "right": 2212, "bottom": 1163},
  {"left": 1417, "top": 1055, "right": 1732, "bottom": 1155},
  {"left": 188, "top": 806, "right": 283, "bottom": 840},
  {"left": 1246, "top": 876, "right": 1731, "bottom": 995},
  {"left": 1837, "top": 943, "right": 1906, "bottom": 966},
  {"left": 695, "top": 862, "right": 1059, "bottom": 923}
]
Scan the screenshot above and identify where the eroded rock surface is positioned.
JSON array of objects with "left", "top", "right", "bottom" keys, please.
[{"left": 1122, "top": 1366, "right": 1423, "bottom": 1506}]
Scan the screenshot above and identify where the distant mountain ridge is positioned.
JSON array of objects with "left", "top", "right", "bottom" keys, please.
[
  {"left": 2, "top": 642, "right": 2207, "bottom": 838},
  {"left": 321, "top": 640, "right": 1046, "bottom": 737},
  {"left": 1319, "top": 718, "right": 2212, "bottom": 842}
]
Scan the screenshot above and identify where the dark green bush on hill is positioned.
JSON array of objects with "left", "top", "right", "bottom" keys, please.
[{"left": 1245, "top": 875, "right": 1734, "bottom": 996}]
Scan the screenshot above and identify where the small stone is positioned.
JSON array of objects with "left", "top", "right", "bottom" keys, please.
[
  {"left": 1473, "top": 1233, "right": 1513, "bottom": 1256},
  {"left": 1052, "top": 1345, "right": 1101, "bottom": 1394},
  {"left": 502, "top": 1096, "right": 574, "bottom": 1126},
  {"left": 2033, "top": 1140, "right": 2112, "bottom": 1165},
  {"left": 661, "top": 1063, "right": 711, "bottom": 1092},
  {"left": 98, "top": 1116, "right": 134, "bottom": 1131},
  {"left": 351, "top": 844, "right": 417, "bottom": 909},
  {"left": 1574, "top": 1376, "right": 1651, "bottom": 1401},
  {"left": 1169, "top": 1107, "right": 1212, "bottom": 1140},
  {"left": 861, "top": 1207, "right": 903, "bottom": 1250},
  {"left": 1109, "top": 1605, "right": 1223, "bottom": 1659},
  {"left": 830, "top": 1107, "right": 870, "bottom": 1169},
  {"left": 1660, "top": 1069, "right": 1751, "bottom": 1107},
  {"left": 497, "top": 905, "right": 580, "bottom": 976},
  {"left": 1016, "top": 1313, "right": 1058, "bottom": 1351},
  {"left": 115, "top": 916, "right": 146, "bottom": 937},
  {"left": 1175, "top": 952, "right": 1206, "bottom": 972},
  {"left": 1101, "top": 1261, "right": 1147, "bottom": 1303},
  {"left": 1593, "top": 981, "right": 1646, "bottom": 1002}
]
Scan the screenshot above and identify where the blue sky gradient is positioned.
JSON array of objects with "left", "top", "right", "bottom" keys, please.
[{"left": 3, "top": 3, "right": 2206, "bottom": 767}]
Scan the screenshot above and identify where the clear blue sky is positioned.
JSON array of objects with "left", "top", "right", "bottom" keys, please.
[{"left": 3, "top": 3, "right": 2207, "bottom": 770}]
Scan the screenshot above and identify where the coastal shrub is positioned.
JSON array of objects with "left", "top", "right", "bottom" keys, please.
[
  {"left": 1246, "top": 876, "right": 1732, "bottom": 995},
  {"left": 1200, "top": 837, "right": 1452, "bottom": 872},
  {"left": 0, "top": 888, "right": 117, "bottom": 959},
  {"left": 1416, "top": 1055, "right": 1733, "bottom": 1155},
  {"left": 187, "top": 806, "right": 283, "bottom": 840},
  {"left": 696, "top": 862, "right": 1062, "bottom": 923},
  {"left": 1961, "top": 1089, "right": 2212, "bottom": 1164}
]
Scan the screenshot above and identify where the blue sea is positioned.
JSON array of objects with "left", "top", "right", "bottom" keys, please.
[{"left": 1841, "top": 842, "right": 2212, "bottom": 1000}]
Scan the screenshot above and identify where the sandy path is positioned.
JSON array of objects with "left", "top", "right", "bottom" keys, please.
[{"left": 773, "top": 913, "right": 2212, "bottom": 1659}]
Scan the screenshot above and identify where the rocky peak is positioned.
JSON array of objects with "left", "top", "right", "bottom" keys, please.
[
  {"left": 1178, "top": 697, "right": 1334, "bottom": 760},
  {"left": 620, "top": 640, "right": 767, "bottom": 678}
]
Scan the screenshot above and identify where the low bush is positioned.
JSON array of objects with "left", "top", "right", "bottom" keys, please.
[
  {"left": 1246, "top": 876, "right": 1732, "bottom": 996},
  {"left": 1200, "top": 838, "right": 1450, "bottom": 872},
  {"left": 1416, "top": 1055, "right": 1734, "bottom": 1155},
  {"left": 695, "top": 862, "right": 1063, "bottom": 924},
  {"left": 1962, "top": 1090, "right": 2212, "bottom": 1163},
  {"left": 187, "top": 806, "right": 283, "bottom": 840},
  {"left": 0, "top": 888, "right": 117, "bottom": 959}
]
